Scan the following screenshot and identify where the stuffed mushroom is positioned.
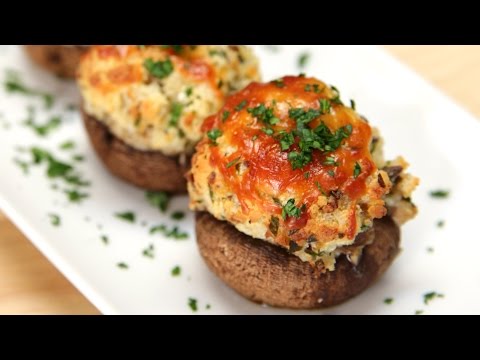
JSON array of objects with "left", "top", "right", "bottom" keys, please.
[
  {"left": 77, "top": 45, "right": 260, "bottom": 192},
  {"left": 24, "top": 45, "right": 90, "bottom": 78},
  {"left": 188, "top": 75, "right": 419, "bottom": 309}
]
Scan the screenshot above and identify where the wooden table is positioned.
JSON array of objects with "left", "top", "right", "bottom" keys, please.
[{"left": 1, "top": 45, "right": 479, "bottom": 315}]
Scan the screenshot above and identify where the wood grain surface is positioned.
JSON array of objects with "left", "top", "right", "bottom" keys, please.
[{"left": 0, "top": 45, "right": 479, "bottom": 315}]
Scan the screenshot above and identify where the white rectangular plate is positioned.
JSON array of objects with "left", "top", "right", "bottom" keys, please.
[{"left": 0, "top": 45, "right": 478, "bottom": 314}]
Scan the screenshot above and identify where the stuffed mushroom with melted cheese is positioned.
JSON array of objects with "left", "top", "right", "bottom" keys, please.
[
  {"left": 77, "top": 45, "right": 260, "bottom": 192},
  {"left": 188, "top": 75, "right": 419, "bottom": 309},
  {"left": 24, "top": 45, "right": 90, "bottom": 78}
]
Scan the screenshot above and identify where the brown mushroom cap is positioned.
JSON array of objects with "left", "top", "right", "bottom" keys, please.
[
  {"left": 196, "top": 212, "right": 400, "bottom": 309},
  {"left": 24, "top": 45, "right": 88, "bottom": 78},
  {"left": 82, "top": 109, "right": 189, "bottom": 193}
]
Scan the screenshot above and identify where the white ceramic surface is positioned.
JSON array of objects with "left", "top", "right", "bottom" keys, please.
[{"left": 0, "top": 45, "right": 477, "bottom": 314}]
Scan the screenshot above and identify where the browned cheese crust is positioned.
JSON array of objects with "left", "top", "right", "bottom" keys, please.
[
  {"left": 196, "top": 212, "right": 400, "bottom": 309},
  {"left": 23, "top": 45, "right": 88, "bottom": 78},
  {"left": 82, "top": 109, "right": 189, "bottom": 193}
]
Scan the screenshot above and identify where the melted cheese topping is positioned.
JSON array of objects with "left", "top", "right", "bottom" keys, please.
[
  {"left": 77, "top": 45, "right": 260, "bottom": 155},
  {"left": 188, "top": 75, "right": 408, "bottom": 267}
]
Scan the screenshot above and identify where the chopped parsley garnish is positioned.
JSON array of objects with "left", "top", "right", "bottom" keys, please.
[
  {"left": 23, "top": 107, "right": 62, "bottom": 137},
  {"left": 328, "top": 170, "right": 335, "bottom": 177},
  {"left": 305, "top": 83, "right": 318, "bottom": 92},
  {"left": 150, "top": 224, "right": 189, "bottom": 240},
  {"left": 319, "top": 99, "right": 331, "bottom": 114},
  {"left": 64, "top": 189, "right": 89, "bottom": 203},
  {"left": 4, "top": 70, "right": 54, "bottom": 109},
  {"left": 20, "top": 147, "right": 90, "bottom": 202},
  {"left": 278, "top": 131, "right": 295, "bottom": 151},
  {"left": 115, "top": 211, "right": 136, "bottom": 223},
  {"left": 30, "top": 147, "right": 70, "bottom": 176},
  {"left": 188, "top": 297, "right": 198, "bottom": 312},
  {"left": 226, "top": 157, "right": 241, "bottom": 168},
  {"left": 171, "top": 211, "right": 185, "bottom": 220},
  {"left": 272, "top": 78, "right": 285, "bottom": 88},
  {"left": 330, "top": 85, "right": 343, "bottom": 105},
  {"left": 45, "top": 159, "right": 72, "bottom": 178},
  {"left": 117, "top": 262, "right": 129, "bottom": 270},
  {"left": 297, "top": 52, "right": 311, "bottom": 69},
  {"left": 304, "top": 171, "right": 310, "bottom": 179},
  {"left": 437, "top": 220, "right": 445, "bottom": 228},
  {"left": 206, "top": 304, "right": 211, "bottom": 310},
  {"left": 282, "top": 198, "right": 303, "bottom": 220},
  {"left": 144, "top": 58, "right": 174, "bottom": 79},
  {"left": 60, "top": 141, "right": 75, "bottom": 150},
  {"left": 315, "top": 181, "right": 327, "bottom": 196},
  {"left": 64, "top": 175, "right": 90, "bottom": 187},
  {"left": 415, "top": 310, "right": 424, "bottom": 315},
  {"left": 145, "top": 191, "right": 170, "bottom": 213},
  {"left": 48, "top": 213, "right": 60, "bottom": 227},
  {"left": 209, "top": 49, "right": 227, "bottom": 58},
  {"left": 142, "top": 244, "right": 155, "bottom": 259},
  {"left": 287, "top": 151, "right": 311, "bottom": 169},
  {"left": 262, "top": 127, "right": 274, "bottom": 136},
  {"left": 169, "top": 102, "right": 183, "bottom": 127},
  {"left": 207, "top": 128, "right": 222, "bottom": 145},
  {"left": 269, "top": 216, "right": 279, "bottom": 236},
  {"left": 150, "top": 224, "right": 167, "bottom": 234},
  {"left": 279, "top": 107, "right": 352, "bottom": 170},
  {"left": 288, "top": 108, "right": 321, "bottom": 125},
  {"left": 171, "top": 265, "right": 181, "bottom": 276},
  {"left": 427, "top": 247, "right": 434, "bottom": 253},
  {"left": 185, "top": 87, "right": 193, "bottom": 97},
  {"left": 235, "top": 100, "right": 247, "bottom": 111},
  {"left": 289, "top": 240, "right": 302, "bottom": 253},
  {"left": 353, "top": 162, "right": 361, "bottom": 178},
  {"left": 14, "top": 159, "right": 29, "bottom": 174},
  {"left": 350, "top": 99, "right": 356, "bottom": 110},
  {"left": 101, "top": 235, "right": 109, "bottom": 245},
  {"left": 161, "top": 45, "right": 183, "bottom": 54},
  {"left": 304, "top": 83, "right": 323, "bottom": 93},
  {"left": 429, "top": 190, "right": 449, "bottom": 199},
  {"left": 384, "top": 297, "right": 394, "bottom": 305},
  {"left": 324, "top": 156, "right": 338, "bottom": 166},
  {"left": 423, "top": 291, "right": 444, "bottom": 305},
  {"left": 247, "top": 103, "right": 279, "bottom": 125},
  {"left": 167, "top": 227, "right": 189, "bottom": 240},
  {"left": 222, "top": 111, "right": 230, "bottom": 122},
  {"left": 72, "top": 155, "right": 84, "bottom": 162}
]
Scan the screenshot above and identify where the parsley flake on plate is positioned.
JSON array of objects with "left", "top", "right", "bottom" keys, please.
[
  {"left": 297, "top": 52, "right": 311, "bottom": 69},
  {"left": 429, "top": 189, "right": 449, "bottom": 199},
  {"left": 145, "top": 191, "right": 170, "bottom": 213},
  {"left": 48, "top": 213, "right": 61, "bottom": 227},
  {"left": 188, "top": 297, "right": 198, "bottom": 312},
  {"left": 115, "top": 211, "right": 136, "bottom": 223},
  {"left": 171, "top": 266, "right": 181, "bottom": 276},
  {"left": 423, "top": 291, "right": 444, "bottom": 305}
]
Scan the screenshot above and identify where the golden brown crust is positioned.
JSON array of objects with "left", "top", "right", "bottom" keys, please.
[
  {"left": 23, "top": 45, "right": 89, "bottom": 78},
  {"left": 196, "top": 212, "right": 400, "bottom": 309},
  {"left": 188, "top": 76, "right": 394, "bottom": 265},
  {"left": 82, "top": 108, "right": 189, "bottom": 193}
]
